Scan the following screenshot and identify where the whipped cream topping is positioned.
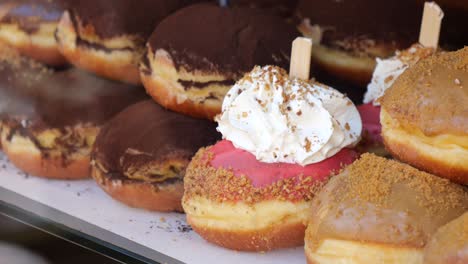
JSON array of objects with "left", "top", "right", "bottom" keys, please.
[
  {"left": 216, "top": 66, "right": 362, "bottom": 166},
  {"left": 364, "top": 44, "right": 435, "bottom": 105}
]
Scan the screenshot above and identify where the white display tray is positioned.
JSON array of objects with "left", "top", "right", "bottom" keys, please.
[{"left": 0, "top": 152, "right": 305, "bottom": 264}]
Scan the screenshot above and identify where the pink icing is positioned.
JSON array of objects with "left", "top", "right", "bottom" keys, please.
[
  {"left": 358, "top": 103, "right": 382, "bottom": 144},
  {"left": 209, "top": 140, "right": 358, "bottom": 188}
]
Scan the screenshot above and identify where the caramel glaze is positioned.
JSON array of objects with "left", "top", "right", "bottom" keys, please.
[
  {"left": 148, "top": 3, "right": 299, "bottom": 80},
  {"left": 423, "top": 212, "right": 468, "bottom": 264},
  {"left": 381, "top": 47, "right": 468, "bottom": 136},
  {"left": 92, "top": 100, "right": 220, "bottom": 184},
  {"left": 307, "top": 154, "right": 468, "bottom": 251}
]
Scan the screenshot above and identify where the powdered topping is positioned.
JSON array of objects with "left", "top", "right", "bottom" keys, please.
[
  {"left": 216, "top": 66, "right": 361, "bottom": 166},
  {"left": 339, "top": 154, "right": 468, "bottom": 214},
  {"left": 380, "top": 47, "right": 468, "bottom": 136},
  {"left": 364, "top": 44, "right": 435, "bottom": 105}
]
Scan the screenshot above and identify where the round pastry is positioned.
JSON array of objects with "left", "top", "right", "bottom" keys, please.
[
  {"left": 0, "top": 0, "right": 68, "bottom": 66},
  {"left": 183, "top": 66, "right": 362, "bottom": 251},
  {"left": 55, "top": 0, "right": 195, "bottom": 84},
  {"left": 380, "top": 47, "right": 468, "bottom": 184},
  {"left": 423, "top": 212, "right": 468, "bottom": 264},
  {"left": 296, "top": 0, "right": 422, "bottom": 87},
  {"left": 357, "top": 44, "right": 435, "bottom": 155},
  {"left": 141, "top": 3, "right": 298, "bottom": 120},
  {"left": 91, "top": 100, "right": 220, "bottom": 212},
  {"left": 305, "top": 153, "right": 468, "bottom": 264},
  {"left": 0, "top": 47, "right": 146, "bottom": 179}
]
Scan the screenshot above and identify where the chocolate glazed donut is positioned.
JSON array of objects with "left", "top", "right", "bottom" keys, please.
[
  {"left": 0, "top": 0, "right": 69, "bottom": 66},
  {"left": 141, "top": 3, "right": 299, "bottom": 120},
  {"left": 91, "top": 100, "right": 220, "bottom": 212},
  {"left": 55, "top": 0, "right": 200, "bottom": 84},
  {"left": 0, "top": 45, "right": 147, "bottom": 179},
  {"left": 296, "top": 0, "right": 422, "bottom": 89}
]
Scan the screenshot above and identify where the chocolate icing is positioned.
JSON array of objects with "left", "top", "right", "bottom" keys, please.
[
  {"left": 0, "top": 0, "right": 68, "bottom": 33},
  {"left": 92, "top": 100, "right": 221, "bottom": 182},
  {"left": 296, "top": 0, "right": 422, "bottom": 49},
  {"left": 229, "top": 0, "right": 299, "bottom": 17},
  {"left": 149, "top": 3, "right": 299, "bottom": 78},
  {"left": 178, "top": 79, "right": 235, "bottom": 90},
  {"left": 68, "top": 0, "right": 201, "bottom": 39},
  {"left": 0, "top": 54, "right": 148, "bottom": 131}
]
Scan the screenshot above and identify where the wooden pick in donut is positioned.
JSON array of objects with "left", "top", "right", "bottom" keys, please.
[
  {"left": 289, "top": 37, "right": 313, "bottom": 80},
  {"left": 419, "top": 2, "right": 444, "bottom": 48}
]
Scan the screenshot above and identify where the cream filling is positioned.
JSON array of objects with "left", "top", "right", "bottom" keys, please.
[
  {"left": 305, "top": 239, "right": 423, "bottom": 264},
  {"left": 56, "top": 12, "right": 140, "bottom": 65},
  {"left": 59, "top": 11, "right": 139, "bottom": 49},
  {"left": 0, "top": 126, "right": 96, "bottom": 159},
  {"left": 0, "top": 23, "right": 57, "bottom": 48},
  {"left": 147, "top": 49, "right": 232, "bottom": 104},
  {"left": 381, "top": 110, "right": 468, "bottom": 169},
  {"left": 183, "top": 195, "right": 310, "bottom": 231}
]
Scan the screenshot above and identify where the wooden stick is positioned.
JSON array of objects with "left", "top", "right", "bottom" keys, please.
[
  {"left": 419, "top": 2, "right": 444, "bottom": 48},
  {"left": 289, "top": 37, "right": 312, "bottom": 80}
]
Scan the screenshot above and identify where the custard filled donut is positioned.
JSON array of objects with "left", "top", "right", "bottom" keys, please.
[
  {"left": 0, "top": 0, "right": 68, "bottom": 66},
  {"left": 141, "top": 4, "right": 298, "bottom": 120},
  {"left": 0, "top": 48, "right": 146, "bottom": 179},
  {"left": 56, "top": 0, "right": 195, "bottom": 84},
  {"left": 183, "top": 66, "right": 362, "bottom": 251},
  {"left": 380, "top": 47, "right": 468, "bottom": 184},
  {"left": 423, "top": 212, "right": 468, "bottom": 264},
  {"left": 305, "top": 154, "right": 468, "bottom": 264},
  {"left": 296, "top": 0, "right": 422, "bottom": 87},
  {"left": 357, "top": 44, "right": 435, "bottom": 156},
  {"left": 91, "top": 100, "right": 220, "bottom": 212}
]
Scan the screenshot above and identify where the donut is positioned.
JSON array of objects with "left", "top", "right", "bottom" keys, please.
[
  {"left": 0, "top": 0, "right": 68, "bottom": 66},
  {"left": 423, "top": 212, "right": 468, "bottom": 264},
  {"left": 296, "top": 0, "right": 422, "bottom": 87},
  {"left": 304, "top": 153, "right": 468, "bottom": 264},
  {"left": 183, "top": 66, "right": 362, "bottom": 251},
  {"left": 228, "top": 0, "right": 299, "bottom": 17},
  {"left": 0, "top": 47, "right": 147, "bottom": 179},
  {"left": 91, "top": 100, "right": 220, "bottom": 212},
  {"left": 141, "top": 3, "right": 298, "bottom": 120},
  {"left": 55, "top": 0, "right": 196, "bottom": 84},
  {"left": 380, "top": 47, "right": 468, "bottom": 184},
  {"left": 184, "top": 141, "right": 357, "bottom": 251},
  {"left": 357, "top": 44, "right": 435, "bottom": 155}
]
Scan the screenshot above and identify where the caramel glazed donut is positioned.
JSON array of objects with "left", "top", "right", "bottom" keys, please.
[
  {"left": 0, "top": 0, "right": 68, "bottom": 66},
  {"left": 141, "top": 3, "right": 298, "bottom": 120},
  {"left": 296, "top": 0, "right": 423, "bottom": 87},
  {"left": 55, "top": 0, "right": 199, "bottom": 85},
  {"left": 0, "top": 47, "right": 146, "bottom": 179},
  {"left": 380, "top": 47, "right": 468, "bottom": 184},
  {"left": 423, "top": 212, "right": 468, "bottom": 264},
  {"left": 305, "top": 154, "right": 468, "bottom": 264},
  {"left": 91, "top": 100, "right": 220, "bottom": 212}
]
